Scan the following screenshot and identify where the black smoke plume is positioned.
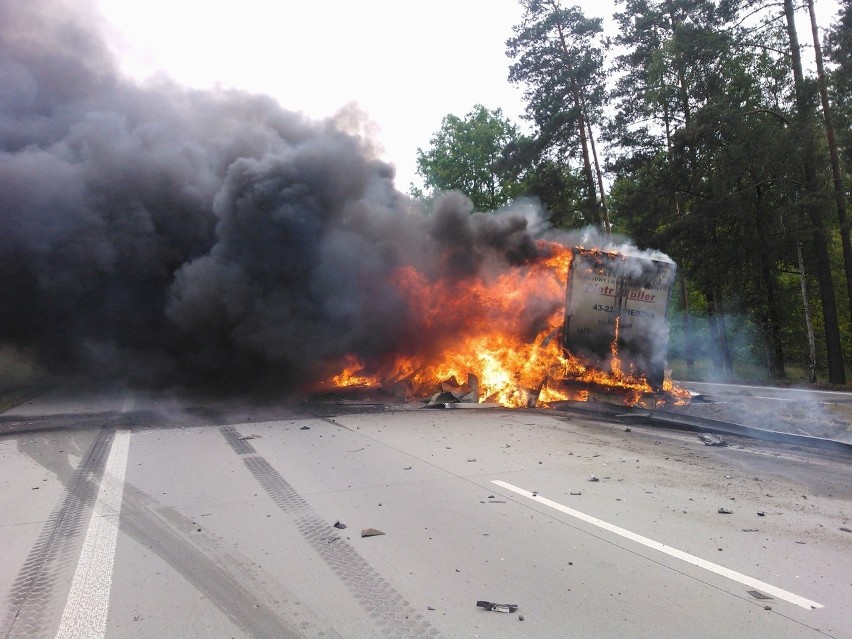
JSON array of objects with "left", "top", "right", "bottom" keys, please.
[{"left": 0, "top": 0, "right": 556, "bottom": 391}]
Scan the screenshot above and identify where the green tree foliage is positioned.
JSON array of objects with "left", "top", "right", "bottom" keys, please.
[
  {"left": 414, "top": 105, "right": 525, "bottom": 212},
  {"left": 825, "top": 0, "right": 852, "bottom": 209},
  {"left": 825, "top": 0, "right": 852, "bottom": 108},
  {"left": 606, "top": 0, "right": 850, "bottom": 381},
  {"left": 410, "top": 0, "right": 852, "bottom": 383},
  {"left": 506, "top": 0, "right": 609, "bottom": 230}
]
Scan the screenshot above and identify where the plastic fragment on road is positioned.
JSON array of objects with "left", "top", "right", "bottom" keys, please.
[
  {"left": 300, "top": 425, "right": 310, "bottom": 430},
  {"left": 840, "top": 527, "right": 851, "bottom": 532},
  {"left": 476, "top": 601, "right": 518, "bottom": 613},
  {"left": 747, "top": 590, "right": 773, "bottom": 600},
  {"left": 333, "top": 521, "right": 347, "bottom": 530},
  {"left": 718, "top": 507, "right": 733, "bottom": 514},
  {"left": 361, "top": 528, "right": 385, "bottom": 537},
  {"left": 589, "top": 475, "right": 600, "bottom": 482},
  {"left": 699, "top": 433, "right": 727, "bottom": 446},
  {"left": 238, "top": 434, "right": 260, "bottom": 440}
]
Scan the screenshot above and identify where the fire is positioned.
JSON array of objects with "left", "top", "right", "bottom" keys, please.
[
  {"left": 319, "top": 241, "right": 687, "bottom": 408},
  {"left": 331, "top": 354, "right": 380, "bottom": 388}
]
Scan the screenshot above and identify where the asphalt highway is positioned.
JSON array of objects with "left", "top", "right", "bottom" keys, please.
[
  {"left": 680, "top": 381, "right": 852, "bottom": 404},
  {"left": 1, "top": 389, "right": 850, "bottom": 638}
]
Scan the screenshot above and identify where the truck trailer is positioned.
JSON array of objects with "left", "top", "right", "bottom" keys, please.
[{"left": 562, "top": 247, "right": 677, "bottom": 389}]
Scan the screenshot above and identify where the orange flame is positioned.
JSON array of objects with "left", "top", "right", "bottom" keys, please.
[
  {"left": 320, "top": 241, "right": 686, "bottom": 408},
  {"left": 330, "top": 355, "right": 380, "bottom": 388}
]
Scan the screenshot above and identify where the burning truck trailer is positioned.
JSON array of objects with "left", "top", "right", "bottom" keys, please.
[
  {"left": 315, "top": 241, "right": 687, "bottom": 409},
  {"left": 558, "top": 246, "right": 677, "bottom": 397}
]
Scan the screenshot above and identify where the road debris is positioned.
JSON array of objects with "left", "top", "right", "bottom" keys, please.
[
  {"left": 333, "top": 521, "right": 347, "bottom": 530},
  {"left": 238, "top": 434, "right": 260, "bottom": 440},
  {"left": 519, "top": 614, "right": 525, "bottom": 621},
  {"left": 718, "top": 507, "right": 733, "bottom": 514},
  {"left": 742, "top": 528, "right": 759, "bottom": 532},
  {"left": 425, "top": 374, "right": 481, "bottom": 407},
  {"left": 476, "top": 601, "right": 518, "bottom": 613},
  {"left": 699, "top": 433, "right": 727, "bottom": 446},
  {"left": 300, "top": 425, "right": 310, "bottom": 430},
  {"left": 840, "top": 527, "right": 852, "bottom": 533},
  {"left": 589, "top": 475, "right": 600, "bottom": 482},
  {"left": 427, "top": 606, "right": 436, "bottom": 611},
  {"left": 361, "top": 528, "right": 385, "bottom": 538},
  {"left": 570, "top": 491, "right": 582, "bottom": 496},
  {"left": 757, "top": 511, "right": 765, "bottom": 516}
]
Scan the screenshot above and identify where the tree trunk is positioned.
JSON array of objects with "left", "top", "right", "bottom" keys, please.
[
  {"left": 663, "top": 82, "right": 693, "bottom": 373},
  {"left": 552, "top": 16, "right": 601, "bottom": 229},
  {"left": 753, "top": 195, "right": 786, "bottom": 378},
  {"left": 705, "top": 295, "right": 724, "bottom": 375},
  {"left": 808, "top": 0, "right": 852, "bottom": 324},
  {"left": 713, "top": 287, "right": 734, "bottom": 375},
  {"left": 679, "top": 273, "right": 694, "bottom": 372},
  {"left": 586, "top": 118, "right": 611, "bottom": 234},
  {"left": 705, "top": 286, "right": 732, "bottom": 377},
  {"left": 797, "top": 241, "right": 818, "bottom": 383},
  {"left": 784, "top": 0, "right": 846, "bottom": 384}
]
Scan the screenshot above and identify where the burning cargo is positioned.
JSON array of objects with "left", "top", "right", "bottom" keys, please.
[
  {"left": 562, "top": 247, "right": 677, "bottom": 390},
  {"left": 319, "top": 236, "right": 685, "bottom": 408}
]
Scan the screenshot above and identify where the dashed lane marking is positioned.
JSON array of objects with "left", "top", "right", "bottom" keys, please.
[{"left": 492, "top": 479, "right": 824, "bottom": 611}]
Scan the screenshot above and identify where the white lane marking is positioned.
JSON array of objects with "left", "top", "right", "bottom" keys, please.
[
  {"left": 55, "top": 431, "right": 131, "bottom": 639},
  {"left": 492, "top": 480, "right": 824, "bottom": 611}
]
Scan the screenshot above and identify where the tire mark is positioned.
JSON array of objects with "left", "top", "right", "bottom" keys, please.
[
  {"left": 1, "top": 429, "right": 113, "bottom": 639},
  {"left": 243, "top": 455, "right": 440, "bottom": 639},
  {"left": 219, "top": 426, "right": 257, "bottom": 455},
  {"left": 119, "top": 485, "right": 334, "bottom": 639}
]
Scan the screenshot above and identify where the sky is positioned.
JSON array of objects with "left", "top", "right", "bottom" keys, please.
[
  {"left": 93, "top": 0, "right": 612, "bottom": 191},
  {"left": 94, "top": 0, "right": 840, "bottom": 192}
]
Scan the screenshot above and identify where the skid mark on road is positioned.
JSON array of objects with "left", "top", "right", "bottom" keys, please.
[
  {"left": 119, "top": 487, "right": 321, "bottom": 639},
  {"left": 242, "top": 452, "right": 441, "bottom": 638},
  {"left": 219, "top": 425, "right": 257, "bottom": 455},
  {"left": 1, "top": 430, "right": 112, "bottom": 639},
  {"left": 493, "top": 479, "right": 824, "bottom": 611}
]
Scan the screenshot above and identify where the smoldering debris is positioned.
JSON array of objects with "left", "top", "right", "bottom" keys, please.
[{"left": 699, "top": 433, "right": 728, "bottom": 447}]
